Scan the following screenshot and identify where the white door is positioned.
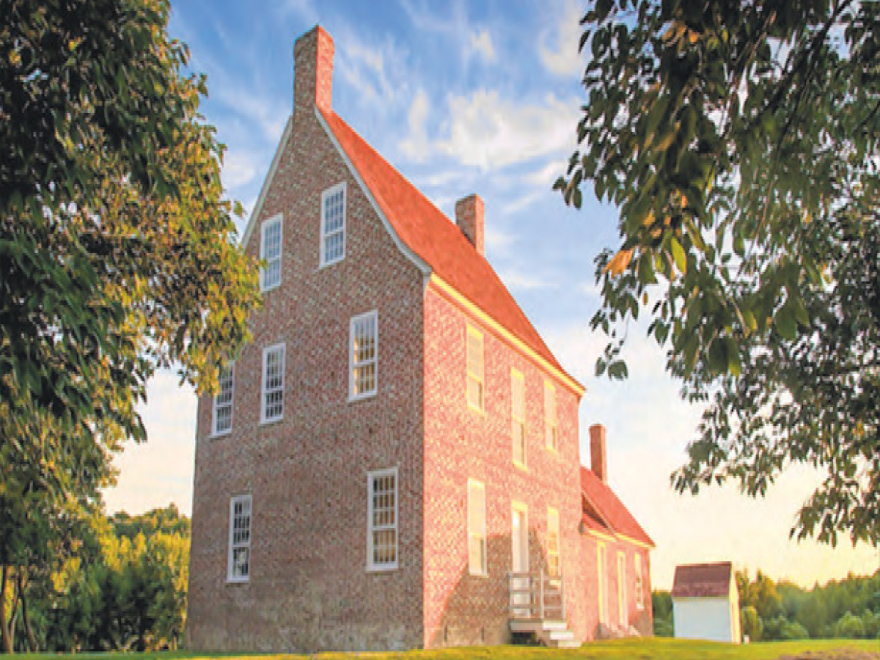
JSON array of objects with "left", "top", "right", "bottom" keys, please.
[{"left": 511, "top": 504, "right": 529, "bottom": 616}]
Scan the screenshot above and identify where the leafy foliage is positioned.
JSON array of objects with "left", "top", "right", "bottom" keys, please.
[
  {"left": 559, "top": 0, "right": 880, "bottom": 544},
  {"left": 0, "top": 0, "right": 258, "bottom": 648},
  {"left": 4, "top": 506, "right": 190, "bottom": 652},
  {"left": 737, "top": 569, "right": 880, "bottom": 640},
  {"left": 652, "top": 590, "right": 674, "bottom": 636}
]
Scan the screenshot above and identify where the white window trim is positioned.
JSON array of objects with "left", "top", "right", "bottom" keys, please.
[
  {"left": 260, "top": 343, "right": 285, "bottom": 425},
  {"left": 635, "top": 553, "right": 645, "bottom": 610},
  {"left": 260, "top": 214, "right": 283, "bottom": 292},
  {"left": 467, "top": 479, "right": 487, "bottom": 576},
  {"left": 466, "top": 325, "right": 484, "bottom": 412},
  {"left": 367, "top": 467, "right": 398, "bottom": 572},
  {"left": 320, "top": 182, "right": 346, "bottom": 267},
  {"left": 597, "top": 542, "right": 608, "bottom": 625},
  {"left": 349, "top": 310, "right": 378, "bottom": 401},
  {"left": 211, "top": 361, "right": 235, "bottom": 437},
  {"left": 227, "top": 494, "right": 252, "bottom": 583},
  {"left": 547, "top": 506, "right": 560, "bottom": 578},
  {"left": 617, "top": 551, "right": 627, "bottom": 627},
  {"left": 544, "top": 380, "right": 558, "bottom": 452},
  {"left": 511, "top": 368, "right": 526, "bottom": 468}
]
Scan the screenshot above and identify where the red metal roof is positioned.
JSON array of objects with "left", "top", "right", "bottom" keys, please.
[
  {"left": 671, "top": 562, "right": 734, "bottom": 598},
  {"left": 319, "top": 108, "right": 579, "bottom": 388},
  {"left": 580, "top": 467, "right": 654, "bottom": 547}
]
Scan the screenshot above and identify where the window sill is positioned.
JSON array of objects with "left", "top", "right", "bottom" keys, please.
[
  {"left": 259, "top": 416, "right": 284, "bottom": 427},
  {"left": 226, "top": 576, "right": 249, "bottom": 585},
  {"left": 513, "top": 460, "right": 528, "bottom": 472},
  {"left": 348, "top": 391, "right": 377, "bottom": 404},
  {"left": 319, "top": 256, "right": 344, "bottom": 270},
  {"left": 467, "top": 402, "right": 486, "bottom": 416},
  {"left": 366, "top": 563, "right": 399, "bottom": 573},
  {"left": 210, "top": 429, "right": 232, "bottom": 440},
  {"left": 468, "top": 570, "right": 489, "bottom": 578}
]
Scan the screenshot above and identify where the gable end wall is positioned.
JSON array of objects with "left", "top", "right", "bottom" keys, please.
[{"left": 186, "top": 99, "right": 426, "bottom": 652}]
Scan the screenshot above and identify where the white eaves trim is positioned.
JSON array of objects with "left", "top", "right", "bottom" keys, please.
[
  {"left": 315, "top": 107, "right": 431, "bottom": 276},
  {"left": 240, "top": 115, "right": 294, "bottom": 249}
]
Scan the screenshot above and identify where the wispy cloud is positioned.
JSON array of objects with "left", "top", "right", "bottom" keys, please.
[
  {"left": 400, "top": 88, "right": 432, "bottom": 162},
  {"left": 437, "top": 90, "right": 580, "bottom": 170},
  {"left": 496, "top": 267, "right": 555, "bottom": 292},
  {"left": 334, "top": 28, "right": 412, "bottom": 110},
  {"left": 469, "top": 28, "right": 496, "bottom": 63},
  {"left": 538, "top": 0, "right": 585, "bottom": 77}
]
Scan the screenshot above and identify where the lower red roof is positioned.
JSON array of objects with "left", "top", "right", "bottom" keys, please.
[{"left": 580, "top": 467, "right": 654, "bottom": 547}]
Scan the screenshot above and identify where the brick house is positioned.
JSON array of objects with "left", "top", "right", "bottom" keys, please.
[{"left": 186, "top": 25, "right": 653, "bottom": 652}]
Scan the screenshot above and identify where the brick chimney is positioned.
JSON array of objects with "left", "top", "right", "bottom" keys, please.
[
  {"left": 455, "top": 194, "right": 484, "bottom": 256},
  {"left": 293, "top": 26, "right": 334, "bottom": 114},
  {"left": 589, "top": 424, "right": 608, "bottom": 483}
]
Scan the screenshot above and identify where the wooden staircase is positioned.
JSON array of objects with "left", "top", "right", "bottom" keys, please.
[{"left": 508, "top": 570, "right": 579, "bottom": 648}]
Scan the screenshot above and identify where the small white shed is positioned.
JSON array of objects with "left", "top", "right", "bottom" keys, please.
[{"left": 671, "top": 561, "right": 741, "bottom": 644}]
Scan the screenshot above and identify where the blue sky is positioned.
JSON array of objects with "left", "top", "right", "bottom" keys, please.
[{"left": 103, "top": 0, "right": 879, "bottom": 590}]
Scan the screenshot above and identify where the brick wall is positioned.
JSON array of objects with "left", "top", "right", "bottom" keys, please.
[
  {"left": 186, "top": 30, "right": 426, "bottom": 651},
  {"left": 421, "top": 282, "right": 587, "bottom": 646},
  {"left": 580, "top": 533, "right": 653, "bottom": 639}
]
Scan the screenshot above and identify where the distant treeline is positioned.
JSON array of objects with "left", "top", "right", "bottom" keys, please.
[
  {"left": 1, "top": 505, "right": 189, "bottom": 653},
  {"left": 653, "top": 569, "right": 880, "bottom": 640}
]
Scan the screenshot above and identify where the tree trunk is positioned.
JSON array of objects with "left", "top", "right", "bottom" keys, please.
[
  {"left": 0, "top": 564, "right": 12, "bottom": 654},
  {"left": 15, "top": 574, "right": 35, "bottom": 653}
]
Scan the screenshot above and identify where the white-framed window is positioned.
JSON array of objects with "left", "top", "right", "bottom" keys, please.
[
  {"left": 466, "top": 325, "right": 484, "bottom": 411},
  {"left": 261, "top": 343, "right": 285, "bottom": 424},
  {"left": 597, "top": 542, "right": 608, "bottom": 624},
  {"left": 467, "top": 479, "right": 487, "bottom": 575},
  {"left": 212, "top": 362, "right": 234, "bottom": 436},
  {"left": 635, "top": 553, "right": 644, "bottom": 609},
  {"left": 320, "top": 182, "right": 346, "bottom": 266},
  {"left": 350, "top": 311, "right": 378, "bottom": 400},
  {"left": 617, "top": 551, "right": 627, "bottom": 626},
  {"left": 227, "top": 494, "right": 252, "bottom": 582},
  {"left": 511, "top": 369, "right": 526, "bottom": 466},
  {"left": 544, "top": 380, "right": 558, "bottom": 451},
  {"left": 260, "top": 214, "right": 282, "bottom": 291},
  {"left": 367, "top": 467, "right": 398, "bottom": 571},
  {"left": 547, "top": 507, "right": 560, "bottom": 578}
]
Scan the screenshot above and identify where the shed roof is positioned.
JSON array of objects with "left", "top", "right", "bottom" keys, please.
[{"left": 671, "top": 562, "right": 734, "bottom": 598}]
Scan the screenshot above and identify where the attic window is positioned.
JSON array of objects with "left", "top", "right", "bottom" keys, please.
[
  {"left": 261, "top": 214, "right": 282, "bottom": 291},
  {"left": 320, "top": 182, "right": 346, "bottom": 266}
]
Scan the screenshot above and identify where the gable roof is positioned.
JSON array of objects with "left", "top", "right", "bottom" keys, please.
[
  {"left": 580, "top": 467, "right": 654, "bottom": 547},
  {"left": 317, "top": 107, "right": 582, "bottom": 393},
  {"left": 671, "top": 562, "right": 734, "bottom": 598}
]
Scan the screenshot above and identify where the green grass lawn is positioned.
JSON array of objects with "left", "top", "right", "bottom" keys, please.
[{"left": 23, "top": 638, "right": 879, "bottom": 660}]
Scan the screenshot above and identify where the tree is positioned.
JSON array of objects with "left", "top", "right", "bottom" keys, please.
[
  {"left": 559, "top": 0, "right": 880, "bottom": 545},
  {"left": 0, "top": 0, "right": 259, "bottom": 648}
]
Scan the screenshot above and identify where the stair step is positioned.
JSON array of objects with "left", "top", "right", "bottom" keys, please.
[
  {"left": 554, "top": 638, "right": 581, "bottom": 649},
  {"left": 549, "top": 630, "right": 575, "bottom": 641}
]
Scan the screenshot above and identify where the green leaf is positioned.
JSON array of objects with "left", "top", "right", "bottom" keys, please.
[{"left": 670, "top": 236, "right": 687, "bottom": 274}]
